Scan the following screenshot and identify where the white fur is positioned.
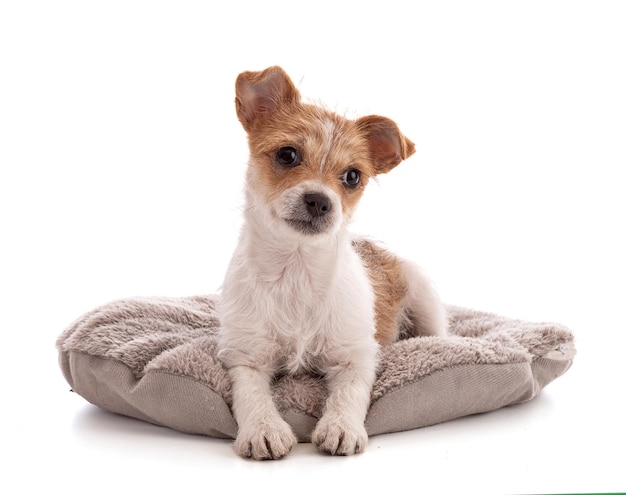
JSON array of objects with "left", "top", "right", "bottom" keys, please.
[
  {"left": 318, "top": 119, "right": 337, "bottom": 171},
  {"left": 399, "top": 259, "right": 448, "bottom": 339},
  {"left": 218, "top": 180, "right": 379, "bottom": 459}
]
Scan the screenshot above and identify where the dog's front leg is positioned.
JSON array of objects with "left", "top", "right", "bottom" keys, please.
[
  {"left": 312, "top": 358, "right": 376, "bottom": 455},
  {"left": 229, "top": 365, "right": 297, "bottom": 460}
]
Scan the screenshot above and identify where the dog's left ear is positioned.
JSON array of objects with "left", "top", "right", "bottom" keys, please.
[{"left": 356, "top": 116, "right": 416, "bottom": 174}]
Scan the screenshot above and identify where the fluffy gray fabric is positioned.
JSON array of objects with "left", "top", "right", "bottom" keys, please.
[{"left": 57, "top": 295, "right": 575, "bottom": 441}]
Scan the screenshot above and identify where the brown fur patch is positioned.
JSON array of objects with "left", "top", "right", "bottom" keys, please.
[
  {"left": 352, "top": 239, "right": 408, "bottom": 345},
  {"left": 245, "top": 103, "right": 374, "bottom": 218}
]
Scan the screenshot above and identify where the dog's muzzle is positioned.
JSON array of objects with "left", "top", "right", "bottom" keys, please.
[{"left": 285, "top": 191, "right": 335, "bottom": 235}]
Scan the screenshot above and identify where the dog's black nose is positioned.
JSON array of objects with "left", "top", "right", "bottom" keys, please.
[{"left": 304, "top": 192, "right": 331, "bottom": 217}]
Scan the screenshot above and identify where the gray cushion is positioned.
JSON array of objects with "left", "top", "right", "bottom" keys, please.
[{"left": 56, "top": 295, "right": 575, "bottom": 441}]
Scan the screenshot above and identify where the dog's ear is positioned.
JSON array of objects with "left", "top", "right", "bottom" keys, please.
[
  {"left": 235, "top": 66, "right": 301, "bottom": 131},
  {"left": 356, "top": 115, "right": 416, "bottom": 174}
]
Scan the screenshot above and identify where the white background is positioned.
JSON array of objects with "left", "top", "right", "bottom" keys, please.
[{"left": 1, "top": 1, "right": 625, "bottom": 494}]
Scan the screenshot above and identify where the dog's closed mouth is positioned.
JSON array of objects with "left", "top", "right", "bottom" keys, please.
[{"left": 285, "top": 217, "right": 331, "bottom": 235}]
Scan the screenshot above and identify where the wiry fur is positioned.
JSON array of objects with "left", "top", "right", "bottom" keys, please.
[{"left": 217, "top": 66, "right": 447, "bottom": 460}]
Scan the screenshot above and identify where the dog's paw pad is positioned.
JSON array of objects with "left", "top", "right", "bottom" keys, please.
[
  {"left": 235, "top": 419, "right": 297, "bottom": 460},
  {"left": 312, "top": 416, "right": 368, "bottom": 456}
]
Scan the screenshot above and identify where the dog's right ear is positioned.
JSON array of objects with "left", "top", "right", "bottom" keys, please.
[{"left": 235, "top": 66, "right": 301, "bottom": 131}]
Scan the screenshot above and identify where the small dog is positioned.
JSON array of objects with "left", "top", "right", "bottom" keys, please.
[{"left": 217, "top": 66, "right": 447, "bottom": 460}]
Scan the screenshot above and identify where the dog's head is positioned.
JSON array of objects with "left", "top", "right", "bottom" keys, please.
[{"left": 235, "top": 66, "right": 415, "bottom": 239}]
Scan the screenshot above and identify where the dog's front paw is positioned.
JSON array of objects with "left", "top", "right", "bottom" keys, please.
[
  {"left": 235, "top": 418, "right": 297, "bottom": 460},
  {"left": 312, "top": 414, "right": 368, "bottom": 456}
]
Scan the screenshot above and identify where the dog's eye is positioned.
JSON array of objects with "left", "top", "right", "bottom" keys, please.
[
  {"left": 342, "top": 168, "right": 361, "bottom": 188},
  {"left": 276, "top": 146, "right": 301, "bottom": 167}
]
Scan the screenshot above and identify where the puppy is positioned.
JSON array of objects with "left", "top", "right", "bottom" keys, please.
[{"left": 217, "top": 66, "right": 447, "bottom": 460}]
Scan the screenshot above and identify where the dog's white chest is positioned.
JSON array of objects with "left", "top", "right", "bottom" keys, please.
[{"left": 219, "top": 235, "right": 377, "bottom": 373}]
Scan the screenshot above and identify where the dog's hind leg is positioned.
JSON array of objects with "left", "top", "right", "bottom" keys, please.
[{"left": 399, "top": 259, "right": 448, "bottom": 338}]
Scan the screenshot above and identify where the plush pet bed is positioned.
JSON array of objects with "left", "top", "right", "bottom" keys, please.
[{"left": 57, "top": 295, "right": 575, "bottom": 441}]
